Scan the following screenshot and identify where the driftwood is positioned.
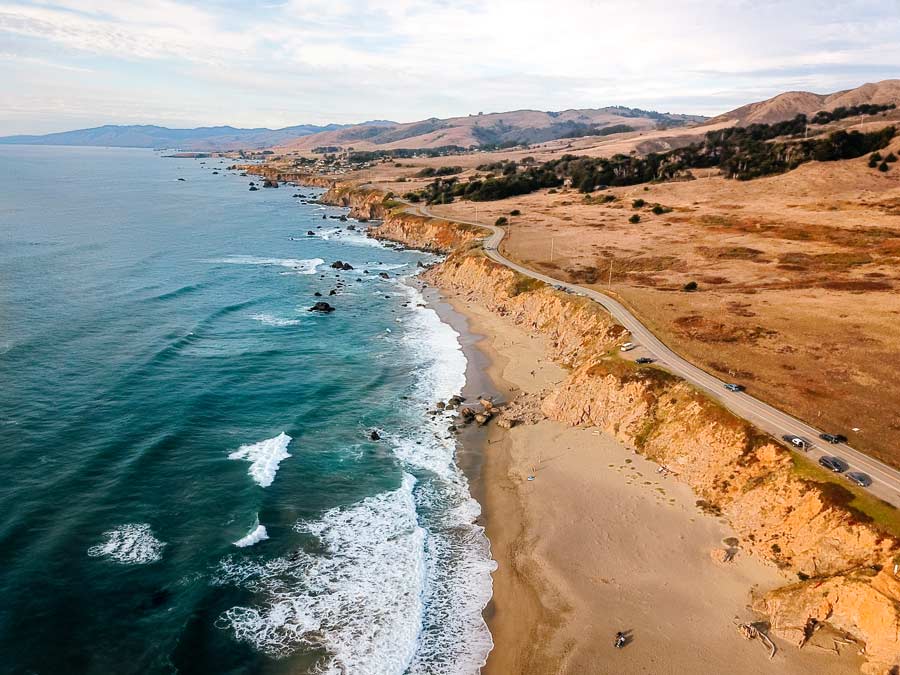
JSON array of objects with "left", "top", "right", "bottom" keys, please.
[{"left": 736, "top": 622, "right": 776, "bottom": 659}]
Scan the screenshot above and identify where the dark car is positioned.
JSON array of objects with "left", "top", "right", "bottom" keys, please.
[
  {"left": 724, "top": 383, "right": 744, "bottom": 392},
  {"left": 635, "top": 357, "right": 654, "bottom": 364},
  {"left": 818, "top": 456, "right": 848, "bottom": 473},
  {"left": 781, "top": 434, "right": 810, "bottom": 450},
  {"left": 819, "top": 433, "right": 848, "bottom": 444},
  {"left": 845, "top": 471, "right": 872, "bottom": 487}
]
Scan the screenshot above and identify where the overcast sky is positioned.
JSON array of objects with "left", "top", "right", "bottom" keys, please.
[{"left": 1, "top": 0, "right": 898, "bottom": 135}]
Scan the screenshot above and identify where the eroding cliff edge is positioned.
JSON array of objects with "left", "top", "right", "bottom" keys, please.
[{"left": 380, "top": 214, "right": 900, "bottom": 673}]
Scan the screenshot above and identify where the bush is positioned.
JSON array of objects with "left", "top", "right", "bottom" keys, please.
[
  {"left": 404, "top": 192, "right": 421, "bottom": 203},
  {"left": 629, "top": 214, "right": 641, "bottom": 224},
  {"left": 683, "top": 281, "right": 698, "bottom": 292},
  {"left": 871, "top": 152, "right": 883, "bottom": 162},
  {"left": 632, "top": 198, "right": 646, "bottom": 208},
  {"left": 879, "top": 161, "right": 890, "bottom": 172},
  {"left": 869, "top": 157, "right": 879, "bottom": 168},
  {"left": 886, "top": 152, "right": 898, "bottom": 163},
  {"left": 651, "top": 204, "right": 672, "bottom": 215},
  {"left": 510, "top": 209, "right": 521, "bottom": 216},
  {"left": 495, "top": 216, "right": 508, "bottom": 226}
]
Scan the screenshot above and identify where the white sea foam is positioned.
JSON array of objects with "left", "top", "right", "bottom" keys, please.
[
  {"left": 215, "top": 474, "right": 426, "bottom": 673},
  {"left": 391, "top": 280, "right": 497, "bottom": 673},
  {"left": 228, "top": 432, "right": 292, "bottom": 487},
  {"left": 315, "top": 227, "right": 385, "bottom": 249},
  {"left": 87, "top": 523, "right": 166, "bottom": 565},
  {"left": 233, "top": 518, "right": 269, "bottom": 548},
  {"left": 210, "top": 255, "right": 324, "bottom": 274},
  {"left": 250, "top": 313, "right": 301, "bottom": 327}
]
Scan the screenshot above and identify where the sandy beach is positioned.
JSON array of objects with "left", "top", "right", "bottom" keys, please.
[{"left": 440, "top": 288, "right": 864, "bottom": 674}]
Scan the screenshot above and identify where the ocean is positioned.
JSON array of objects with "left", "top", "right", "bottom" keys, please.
[{"left": 0, "top": 146, "right": 495, "bottom": 674}]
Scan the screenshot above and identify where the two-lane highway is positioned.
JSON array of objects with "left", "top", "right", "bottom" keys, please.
[{"left": 412, "top": 203, "right": 900, "bottom": 508}]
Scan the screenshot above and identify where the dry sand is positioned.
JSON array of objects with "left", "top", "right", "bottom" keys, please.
[{"left": 442, "top": 290, "right": 863, "bottom": 674}]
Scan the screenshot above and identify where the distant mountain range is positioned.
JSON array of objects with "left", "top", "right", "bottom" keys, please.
[
  {"left": 0, "top": 122, "right": 394, "bottom": 151},
  {"left": 4, "top": 80, "right": 899, "bottom": 153}
]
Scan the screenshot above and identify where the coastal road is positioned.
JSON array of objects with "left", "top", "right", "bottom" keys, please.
[{"left": 411, "top": 203, "right": 900, "bottom": 509}]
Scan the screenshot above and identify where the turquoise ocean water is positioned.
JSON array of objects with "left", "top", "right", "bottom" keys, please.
[{"left": 0, "top": 146, "right": 494, "bottom": 674}]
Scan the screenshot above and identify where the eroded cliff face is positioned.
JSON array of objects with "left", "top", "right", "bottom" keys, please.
[{"left": 424, "top": 251, "right": 900, "bottom": 674}]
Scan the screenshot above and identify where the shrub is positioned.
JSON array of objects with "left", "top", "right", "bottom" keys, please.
[
  {"left": 632, "top": 198, "right": 646, "bottom": 208},
  {"left": 886, "top": 152, "right": 898, "bottom": 163},
  {"left": 651, "top": 204, "right": 672, "bottom": 215},
  {"left": 510, "top": 209, "right": 521, "bottom": 216},
  {"left": 548, "top": 188, "right": 558, "bottom": 194},
  {"left": 869, "top": 157, "right": 879, "bottom": 168},
  {"left": 629, "top": 214, "right": 641, "bottom": 224},
  {"left": 403, "top": 192, "right": 421, "bottom": 203},
  {"left": 683, "top": 281, "right": 698, "bottom": 292},
  {"left": 871, "top": 152, "right": 883, "bottom": 162},
  {"left": 879, "top": 161, "right": 890, "bottom": 172},
  {"left": 495, "top": 216, "right": 508, "bottom": 226}
]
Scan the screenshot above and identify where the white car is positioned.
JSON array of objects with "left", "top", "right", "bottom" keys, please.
[{"left": 620, "top": 342, "right": 636, "bottom": 352}]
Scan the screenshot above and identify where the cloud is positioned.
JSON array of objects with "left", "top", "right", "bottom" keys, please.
[{"left": 0, "top": 0, "right": 898, "bottom": 134}]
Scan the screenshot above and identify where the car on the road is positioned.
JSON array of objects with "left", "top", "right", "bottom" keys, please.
[
  {"left": 620, "top": 342, "right": 636, "bottom": 352},
  {"left": 781, "top": 434, "right": 811, "bottom": 450},
  {"left": 819, "top": 432, "right": 848, "bottom": 444},
  {"left": 724, "top": 383, "right": 745, "bottom": 392},
  {"left": 818, "top": 456, "right": 848, "bottom": 473},
  {"left": 635, "top": 357, "right": 654, "bottom": 364},
  {"left": 845, "top": 471, "right": 872, "bottom": 487}
]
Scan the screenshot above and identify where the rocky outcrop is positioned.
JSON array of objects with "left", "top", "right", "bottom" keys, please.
[{"left": 425, "top": 251, "right": 900, "bottom": 675}]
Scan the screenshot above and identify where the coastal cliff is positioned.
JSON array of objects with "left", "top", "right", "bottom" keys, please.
[
  {"left": 319, "top": 185, "right": 484, "bottom": 251},
  {"left": 370, "top": 211, "right": 900, "bottom": 673}
]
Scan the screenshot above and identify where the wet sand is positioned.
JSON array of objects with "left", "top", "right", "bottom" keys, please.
[{"left": 438, "top": 288, "right": 863, "bottom": 674}]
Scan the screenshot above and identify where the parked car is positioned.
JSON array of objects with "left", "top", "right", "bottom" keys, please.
[
  {"left": 620, "top": 342, "right": 636, "bottom": 352},
  {"left": 819, "top": 432, "right": 848, "bottom": 444},
  {"left": 818, "top": 456, "right": 848, "bottom": 473},
  {"left": 781, "top": 434, "right": 810, "bottom": 450},
  {"left": 845, "top": 471, "right": 872, "bottom": 487},
  {"left": 635, "top": 357, "right": 654, "bottom": 364},
  {"left": 724, "top": 383, "right": 744, "bottom": 392}
]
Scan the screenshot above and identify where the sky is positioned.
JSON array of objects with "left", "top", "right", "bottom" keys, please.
[{"left": 1, "top": 0, "right": 899, "bottom": 135}]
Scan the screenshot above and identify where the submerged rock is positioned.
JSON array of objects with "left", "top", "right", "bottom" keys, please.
[
  {"left": 308, "top": 302, "right": 335, "bottom": 313},
  {"left": 262, "top": 179, "right": 278, "bottom": 188},
  {"left": 370, "top": 430, "right": 381, "bottom": 441}
]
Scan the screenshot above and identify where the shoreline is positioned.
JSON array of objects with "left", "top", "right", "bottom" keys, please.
[{"left": 430, "top": 283, "right": 864, "bottom": 674}]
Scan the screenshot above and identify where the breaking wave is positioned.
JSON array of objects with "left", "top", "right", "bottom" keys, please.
[
  {"left": 87, "top": 523, "right": 166, "bottom": 565},
  {"left": 228, "top": 432, "right": 292, "bottom": 488}
]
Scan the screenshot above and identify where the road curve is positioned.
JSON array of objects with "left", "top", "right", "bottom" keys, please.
[{"left": 412, "top": 203, "right": 900, "bottom": 509}]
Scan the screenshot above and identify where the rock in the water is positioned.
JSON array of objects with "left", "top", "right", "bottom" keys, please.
[
  {"left": 330, "top": 261, "right": 353, "bottom": 271},
  {"left": 262, "top": 179, "right": 279, "bottom": 188},
  {"left": 307, "top": 230, "right": 315, "bottom": 236},
  {"left": 329, "top": 289, "right": 337, "bottom": 296},
  {"left": 378, "top": 272, "right": 390, "bottom": 279},
  {"left": 308, "top": 301, "right": 335, "bottom": 313},
  {"left": 347, "top": 224, "right": 356, "bottom": 231},
  {"left": 314, "top": 291, "right": 322, "bottom": 297},
  {"left": 370, "top": 430, "right": 381, "bottom": 441},
  {"left": 339, "top": 215, "right": 347, "bottom": 221},
  {"left": 177, "top": 177, "right": 186, "bottom": 181},
  {"left": 249, "top": 186, "right": 258, "bottom": 191}
]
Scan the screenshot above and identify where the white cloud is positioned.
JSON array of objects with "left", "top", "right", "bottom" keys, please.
[{"left": 0, "top": 0, "right": 898, "bottom": 134}]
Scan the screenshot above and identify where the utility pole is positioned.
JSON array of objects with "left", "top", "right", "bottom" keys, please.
[
  {"left": 608, "top": 259, "right": 613, "bottom": 289},
  {"left": 550, "top": 237, "right": 555, "bottom": 263}
]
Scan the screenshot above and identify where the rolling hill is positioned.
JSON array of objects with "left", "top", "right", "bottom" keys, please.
[
  {"left": 715, "top": 79, "right": 900, "bottom": 125},
  {"left": 276, "top": 107, "right": 708, "bottom": 153}
]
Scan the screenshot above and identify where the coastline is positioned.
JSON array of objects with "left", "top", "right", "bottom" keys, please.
[{"left": 432, "top": 284, "right": 864, "bottom": 674}]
